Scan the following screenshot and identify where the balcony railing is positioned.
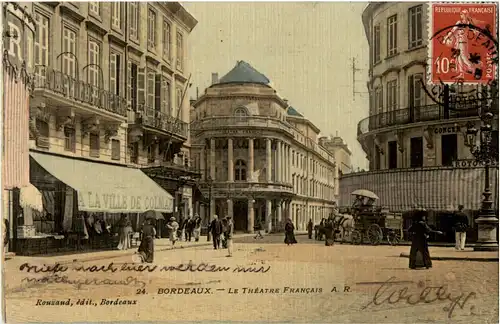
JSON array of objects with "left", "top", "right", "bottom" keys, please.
[
  {"left": 357, "top": 103, "right": 486, "bottom": 136},
  {"left": 33, "top": 66, "right": 127, "bottom": 117},
  {"left": 137, "top": 105, "right": 188, "bottom": 139},
  {"left": 191, "top": 116, "right": 292, "bottom": 134}
]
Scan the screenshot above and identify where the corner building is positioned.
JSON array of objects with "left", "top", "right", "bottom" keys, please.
[
  {"left": 191, "top": 61, "right": 346, "bottom": 232},
  {"left": 340, "top": 3, "right": 499, "bottom": 240},
  {"left": 9, "top": 2, "right": 197, "bottom": 254}
]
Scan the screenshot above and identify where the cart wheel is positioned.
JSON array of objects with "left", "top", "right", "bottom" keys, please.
[
  {"left": 367, "top": 224, "right": 383, "bottom": 245},
  {"left": 351, "top": 230, "right": 362, "bottom": 245},
  {"left": 386, "top": 230, "right": 400, "bottom": 246}
]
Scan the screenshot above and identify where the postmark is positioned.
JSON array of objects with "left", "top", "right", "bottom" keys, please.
[{"left": 428, "top": 3, "right": 498, "bottom": 85}]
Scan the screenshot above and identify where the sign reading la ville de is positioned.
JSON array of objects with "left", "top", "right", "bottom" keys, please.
[{"left": 77, "top": 191, "right": 173, "bottom": 213}]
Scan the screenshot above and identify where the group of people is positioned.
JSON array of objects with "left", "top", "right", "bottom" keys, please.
[{"left": 208, "top": 215, "right": 234, "bottom": 257}]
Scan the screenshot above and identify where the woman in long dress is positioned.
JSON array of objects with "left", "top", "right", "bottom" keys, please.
[
  {"left": 192, "top": 215, "right": 202, "bottom": 242},
  {"left": 117, "top": 216, "right": 132, "bottom": 250},
  {"left": 408, "top": 210, "right": 443, "bottom": 269},
  {"left": 284, "top": 218, "right": 297, "bottom": 246},
  {"left": 137, "top": 218, "right": 156, "bottom": 263},
  {"left": 166, "top": 217, "right": 179, "bottom": 247}
]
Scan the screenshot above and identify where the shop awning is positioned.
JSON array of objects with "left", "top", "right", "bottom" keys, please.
[{"left": 30, "top": 152, "right": 173, "bottom": 213}]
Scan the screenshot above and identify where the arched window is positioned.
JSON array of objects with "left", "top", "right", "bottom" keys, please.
[
  {"left": 235, "top": 159, "right": 247, "bottom": 181},
  {"left": 234, "top": 107, "right": 248, "bottom": 118}
]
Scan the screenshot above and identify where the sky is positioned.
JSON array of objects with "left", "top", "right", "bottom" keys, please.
[{"left": 184, "top": 2, "right": 370, "bottom": 170}]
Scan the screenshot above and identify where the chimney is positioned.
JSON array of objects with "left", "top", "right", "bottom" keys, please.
[{"left": 211, "top": 73, "right": 219, "bottom": 85}]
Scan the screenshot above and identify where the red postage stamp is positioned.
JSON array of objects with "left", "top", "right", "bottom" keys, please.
[{"left": 429, "top": 3, "right": 498, "bottom": 85}]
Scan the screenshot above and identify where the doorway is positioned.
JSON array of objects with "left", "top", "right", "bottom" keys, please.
[{"left": 233, "top": 200, "right": 248, "bottom": 232}]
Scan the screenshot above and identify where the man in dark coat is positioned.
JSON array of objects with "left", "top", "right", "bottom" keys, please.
[
  {"left": 307, "top": 219, "right": 313, "bottom": 239},
  {"left": 454, "top": 205, "right": 469, "bottom": 250},
  {"left": 208, "top": 215, "right": 222, "bottom": 249}
]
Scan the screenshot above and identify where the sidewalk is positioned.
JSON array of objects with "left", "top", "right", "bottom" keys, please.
[
  {"left": 399, "top": 247, "right": 498, "bottom": 262},
  {"left": 6, "top": 234, "right": 255, "bottom": 264}
]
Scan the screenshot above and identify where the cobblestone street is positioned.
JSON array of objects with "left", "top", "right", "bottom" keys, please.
[{"left": 4, "top": 240, "right": 498, "bottom": 323}]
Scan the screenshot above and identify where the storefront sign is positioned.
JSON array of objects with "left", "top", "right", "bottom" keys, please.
[
  {"left": 77, "top": 191, "right": 173, "bottom": 213},
  {"left": 182, "top": 187, "right": 192, "bottom": 197},
  {"left": 434, "top": 126, "right": 461, "bottom": 134},
  {"left": 3, "top": 3, "right": 35, "bottom": 73},
  {"left": 453, "top": 159, "right": 499, "bottom": 168}
]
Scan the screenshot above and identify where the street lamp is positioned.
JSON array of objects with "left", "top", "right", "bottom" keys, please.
[
  {"left": 207, "top": 175, "right": 213, "bottom": 224},
  {"left": 463, "top": 107, "right": 499, "bottom": 251}
]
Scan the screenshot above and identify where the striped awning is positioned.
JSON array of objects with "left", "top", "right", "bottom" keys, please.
[
  {"left": 2, "top": 67, "right": 30, "bottom": 189},
  {"left": 339, "top": 167, "right": 499, "bottom": 212}
]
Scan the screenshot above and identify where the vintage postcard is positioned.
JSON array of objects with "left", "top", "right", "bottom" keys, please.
[{"left": 1, "top": 1, "right": 499, "bottom": 323}]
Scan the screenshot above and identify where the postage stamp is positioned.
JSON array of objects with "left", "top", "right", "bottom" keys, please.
[{"left": 429, "top": 3, "right": 498, "bottom": 85}]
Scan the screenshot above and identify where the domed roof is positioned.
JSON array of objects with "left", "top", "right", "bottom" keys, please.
[
  {"left": 287, "top": 106, "right": 303, "bottom": 117},
  {"left": 217, "top": 60, "right": 271, "bottom": 85}
]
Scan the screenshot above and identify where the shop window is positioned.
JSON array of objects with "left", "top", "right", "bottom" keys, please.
[
  {"left": 388, "top": 141, "right": 398, "bottom": 169},
  {"left": 64, "top": 127, "right": 75, "bottom": 152},
  {"left": 90, "top": 133, "right": 100, "bottom": 157},
  {"left": 410, "top": 137, "right": 423, "bottom": 168},
  {"left": 111, "top": 139, "right": 120, "bottom": 160},
  {"left": 441, "top": 134, "right": 457, "bottom": 166},
  {"left": 235, "top": 159, "right": 247, "bottom": 181}
]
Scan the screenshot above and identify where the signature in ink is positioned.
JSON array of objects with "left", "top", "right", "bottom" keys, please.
[
  {"left": 20, "top": 275, "right": 146, "bottom": 290},
  {"left": 361, "top": 277, "right": 476, "bottom": 318}
]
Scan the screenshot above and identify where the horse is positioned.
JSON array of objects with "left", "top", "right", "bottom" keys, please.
[{"left": 331, "top": 212, "right": 355, "bottom": 243}]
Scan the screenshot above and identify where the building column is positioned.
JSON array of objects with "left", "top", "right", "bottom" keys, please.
[
  {"left": 248, "top": 138, "right": 254, "bottom": 182},
  {"left": 287, "top": 145, "right": 291, "bottom": 184},
  {"left": 276, "top": 140, "right": 282, "bottom": 182},
  {"left": 227, "top": 198, "right": 233, "bottom": 219},
  {"left": 266, "top": 199, "right": 272, "bottom": 233},
  {"left": 200, "top": 147, "right": 206, "bottom": 179},
  {"left": 228, "top": 138, "right": 234, "bottom": 182},
  {"left": 247, "top": 198, "right": 255, "bottom": 233},
  {"left": 210, "top": 138, "right": 216, "bottom": 180},
  {"left": 266, "top": 138, "right": 272, "bottom": 183},
  {"left": 276, "top": 199, "right": 282, "bottom": 227}
]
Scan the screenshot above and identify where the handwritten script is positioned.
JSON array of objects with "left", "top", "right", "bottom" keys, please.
[
  {"left": 361, "top": 277, "right": 476, "bottom": 318},
  {"left": 16, "top": 261, "right": 271, "bottom": 290}
]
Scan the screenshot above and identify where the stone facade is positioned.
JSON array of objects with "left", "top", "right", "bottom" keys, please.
[{"left": 190, "top": 63, "right": 346, "bottom": 232}]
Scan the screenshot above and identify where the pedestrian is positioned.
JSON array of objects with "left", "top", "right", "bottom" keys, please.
[
  {"left": 185, "top": 216, "right": 194, "bottom": 242},
  {"left": 324, "top": 217, "right": 335, "bottom": 246},
  {"left": 307, "top": 218, "right": 313, "bottom": 239},
  {"left": 179, "top": 217, "right": 186, "bottom": 241},
  {"left": 284, "top": 218, "right": 297, "bottom": 246},
  {"left": 209, "top": 215, "right": 222, "bottom": 249},
  {"left": 166, "top": 217, "right": 179, "bottom": 247},
  {"left": 408, "top": 210, "right": 443, "bottom": 270},
  {"left": 117, "top": 214, "right": 133, "bottom": 250},
  {"left": 137, "top": 218, "right": 156, "bottom": 263},
  {"left": 254, "top": 219, "right": 264, "bottom": 239},
  {"left": 193, "top": 214, "right": 202, "bottom": 242},
  {"left": 223, "top": 216, "right": 234, "bottom": 257},
  {"left": 454, "top": 205, "right": 469, "bottom": 250}
]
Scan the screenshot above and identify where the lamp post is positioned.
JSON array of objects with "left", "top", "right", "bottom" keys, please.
[
  {"left": 207, "top": 175, "right": 213, "bottom": 225},
  {"left": 463, "top": 89, "right": 499, "bottom": 251}
]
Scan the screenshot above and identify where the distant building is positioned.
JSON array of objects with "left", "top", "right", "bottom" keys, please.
[{"left": 190, "top": 61, "right": 347, "bottom": 232}]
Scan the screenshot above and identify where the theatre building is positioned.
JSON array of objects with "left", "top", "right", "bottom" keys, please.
[
  {"left": 8, "top": 2, "right": 196, "bottom": 255},
  {"left": 190, "top": 61, "right": 350, "bottom": 232},
  {"left": 339, "top": 2, "right": 499, "bottom": 241}
]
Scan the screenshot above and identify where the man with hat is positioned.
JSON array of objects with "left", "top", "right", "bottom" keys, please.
[
  {"left": 222, "top": 216, "right": 234, "bottom": 257},
  {"left": 453, "top": 205, "right": 469, "bottom": 250},
  {"left": 166, "top": 217, "right": 179, "bottom": 247},
  {"left": 208, "top": 215, "right": 222, "bottom": 250}
]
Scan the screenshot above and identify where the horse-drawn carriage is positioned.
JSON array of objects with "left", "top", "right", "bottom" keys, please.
[{"left": 348, "top": 189, "right": 402, "bottom": 246}]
